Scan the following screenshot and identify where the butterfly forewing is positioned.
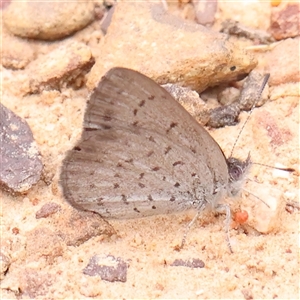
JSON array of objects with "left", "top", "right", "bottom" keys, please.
[{"left": 60, "top": 68, "right": 229, "bottom": 218}]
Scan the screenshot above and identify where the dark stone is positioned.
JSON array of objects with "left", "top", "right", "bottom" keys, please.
[{"left": 0, "top": 103, "right": 43, "bottom": 193}]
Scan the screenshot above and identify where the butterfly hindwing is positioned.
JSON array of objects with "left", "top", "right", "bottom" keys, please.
[{"left": 60, "top": 68, "right": 229, "bottom": 218}]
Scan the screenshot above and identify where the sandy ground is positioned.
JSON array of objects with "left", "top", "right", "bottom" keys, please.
[{"left": 1, "top": 1, "right": 299, "bottom": 299}]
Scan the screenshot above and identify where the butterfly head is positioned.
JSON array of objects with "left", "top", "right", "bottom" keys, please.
[{"left": 226, "top": 153, "right": 252, "bottom": 197}]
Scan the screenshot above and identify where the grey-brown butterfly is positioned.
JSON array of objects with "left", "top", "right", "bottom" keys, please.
[{"left": 60, "top": 67, "right": 251, "bottom": 252}]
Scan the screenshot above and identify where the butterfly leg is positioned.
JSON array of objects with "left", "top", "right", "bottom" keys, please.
[
  {"left": 180, "top": 211, "right": 200, "bottom": 249},
  {"left": 216, "top": 203, "right": 233, "bottom": 253},
  {"left": 180, "top": 202, "right": 206, "bottom": 249}
]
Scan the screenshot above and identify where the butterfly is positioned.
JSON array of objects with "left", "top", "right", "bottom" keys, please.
[{"left": 60, "top": 67, "right": 251, "bottom": 251}]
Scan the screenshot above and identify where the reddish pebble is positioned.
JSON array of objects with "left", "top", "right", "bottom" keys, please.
[{"left": 234, "top": 210, "right": 249, "bottom": 224}]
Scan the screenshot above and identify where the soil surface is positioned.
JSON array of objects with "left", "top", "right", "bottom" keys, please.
[{"left": 1, "top": 1, "right": 299, "bottom": 299}]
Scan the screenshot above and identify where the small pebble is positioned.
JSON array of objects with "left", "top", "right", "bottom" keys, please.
[
  {"left": 83, "top": 255, "right": 128, "bottom": 282},
  {"left": 171, "top": 258, "right": 205, "bottom": 268}
]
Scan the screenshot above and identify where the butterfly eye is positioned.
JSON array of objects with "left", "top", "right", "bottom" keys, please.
[
  {"left": 226, "top": 157, "right": 248, "bottom": 183},
  {"left": 229, "top": 165, "right": 242, "bottom": 182}
]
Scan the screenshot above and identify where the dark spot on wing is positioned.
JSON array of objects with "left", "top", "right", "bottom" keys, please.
[
  {"left": 190, "top": 147, "right": 196, "bottom": 154},
  {"left": 191, "top": 173, "right": 196, "bottom": 177},
  {"left": 170, "top": 196, "right": 175, "bottom": 202},
  {"left": 152, "top": 166, "right": 160, "bottom": 171},
  {"left": 114, "top": 183, "right": 120, "bottom": 189},
  {"left": 148, "top": 195, "right": 153, "bottom": 201},
  {"left": 132, "top": 121, "right": 139, "bottom": 126},
  {"left": 74, "top": 146, "right": 81, "bottom": 151},
  {"left": 139, "top": 100, "right": 145, "bottom": 107},
  {"left": 133, "top": 109, "right": 138, "bottom": 116},
  {"left": 230, "top": 66, "right": 236, "bottom": 71},
  {"left": 122, "top": 194, "right": 128, "bottom": 204},
  {"left": 139, "top": 173, "right": 144, "bottom": 179},
  {"left": 162, "top": 176, "right": 166, "bottom": 181},
  {"left": 96, "top": 198, "right": 104, "bottom": 206},
  {"left": 152, "top": 206, "right": 156, "bottom": 209},
  {"left": 148, "top": 136, "right": 155, "bottom": 143},
  {"left": 103, "top": 115, "right": 112, "bottom": 121},
  {"left": 138, "top": 183, "right": 145, "bottom": 188},
  {"left": 147, "top": 150, "right": 154, "bottom": 157},
  {"left": 174, "top": 182, "right": 180, "bottom": 187},
  {"left": 101, "top": 124, "right": 112, "bottom": 130},
  {"left": 164, "top": 146, "right": 171, "bottom": 155},
  {"left": 166, "top": 122, "right": 178, "bottom": 133},
  {"left": 134, "top": 207, "right": 140, "bottom": 213},
  {"left": 117, "top": 162, "right": 123, "bottom": 168},
  {"left": 173, "top": 161, "right": 184, "bottom": 167}
]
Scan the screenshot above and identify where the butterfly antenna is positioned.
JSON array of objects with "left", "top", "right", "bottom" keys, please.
[
  {"left": 230, "top": 73, "right": 270, "bottom": 157},
  {"left": 242, "top": 187, "right": 271, "bottom": 208},
  {"left": 252, "top": 162, "right": 295, "bottom": 172}
]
